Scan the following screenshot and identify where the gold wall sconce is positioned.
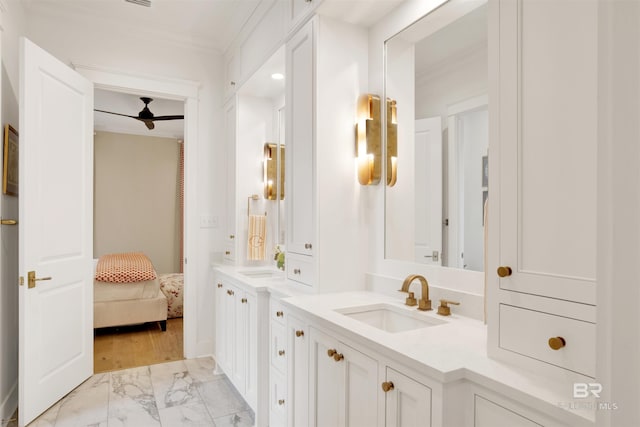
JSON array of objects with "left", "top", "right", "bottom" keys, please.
[
  {"left": 264, "top": 142, "right": 285, "bottom": 200},
  {"left": 355, "top": 94, "right": 382, "bottom": 185},
  {"left": 386, "top": 98, "right": 398, "bottom": 187}
]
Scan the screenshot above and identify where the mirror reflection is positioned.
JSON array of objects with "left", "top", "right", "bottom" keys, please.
[{"left": 384, "top": 0, "right": 488, "bottom": 271}]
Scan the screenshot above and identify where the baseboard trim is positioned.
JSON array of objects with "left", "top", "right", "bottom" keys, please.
[{"left": 0, "top": 381, "right": 17, "bottom": 427}]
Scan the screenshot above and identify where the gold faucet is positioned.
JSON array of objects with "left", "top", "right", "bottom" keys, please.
[{"left": 400, "top": 274, "right": 432, "bottom": 311}]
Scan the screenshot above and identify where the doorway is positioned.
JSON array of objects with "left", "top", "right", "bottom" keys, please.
[{"left": 74, "top": 64, "right": 201, "bottom": 368}]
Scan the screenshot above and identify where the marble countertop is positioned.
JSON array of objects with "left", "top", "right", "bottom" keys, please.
[{"left": 280, "top": 291, "right": 595, "bottom": 426}]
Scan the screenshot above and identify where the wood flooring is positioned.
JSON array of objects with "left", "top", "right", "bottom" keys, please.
[{"left": 94, "top": 318, "right": 184, "bottom": 373}]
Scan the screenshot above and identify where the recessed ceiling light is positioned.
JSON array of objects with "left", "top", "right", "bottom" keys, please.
[{"left": 271, "top": 73, "right": 284, "bottom": 80}]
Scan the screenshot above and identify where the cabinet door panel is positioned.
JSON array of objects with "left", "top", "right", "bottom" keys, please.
[
  {"left": 231, "top": 285, "right": 244, "bottom": 392},
  {"left": 498, "top": 0, "right": 597, "bottom": 304},
  {"left": 474, "top": 395, "right": 541, "bottom": 427},
  {"left": 244, "top": 292, "right": 258, "bottom": 408},
  {"left": 286, "top": 19, "right": 315, "bottom": 256},
  {"left": 310, "top": 329, "right": 341, "bottom": 427},
  {"left": 215, "top": 281, "right": 229, "bottom": 371},
  {"left": 342, "top": 345, "right": 378, "bottom": 427},
  {"left": 385, "top": 368, "right": 431, "bottom": 427}
]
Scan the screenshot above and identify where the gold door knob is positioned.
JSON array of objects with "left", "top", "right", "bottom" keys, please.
[
  {"left": 333, "top": 352, "right": 344, "bottom": 362},
  {"left": 276, "top": 311, "right": 284, "bottom": 317},
  {"left": 217, "top": 283, "right": 223, "bottom": 288},
  {"left": 27, "top": 271, "right": 52, "bottom": 289},
  {"left": 278, "top": 350, "right": 285, "bottom": 356},
  {"left": 278, "top": 399, "right": 285, "bottom": 406},
  {"left": 497, "top": 266, "right": 512, "bottom": 277},
  {"left": 327, "top": 349, "right": 337, "bottom": 357},
  {"left": 548, "top": 336, "right": 566, "bottom": 350},
  {"left": 295, "top": 330, "right": 304, "bottom": 337},
  {"left": 381, "top": 381, "right": 394, "bottom": 392}
]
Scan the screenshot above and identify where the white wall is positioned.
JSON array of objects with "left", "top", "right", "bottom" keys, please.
[
  {"left": 25, "top": 9, "right": 225, "bottom": 357},
  {"left": 0, "top": 1, "right": 26, "bottom": 423},
  {"left": 94, "top": 131, "right": 181, "bottom": 274}
]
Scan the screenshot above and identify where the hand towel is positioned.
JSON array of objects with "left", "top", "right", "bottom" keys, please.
[{"left": 247, "top": 214, "right": 267, "bottom": 261}]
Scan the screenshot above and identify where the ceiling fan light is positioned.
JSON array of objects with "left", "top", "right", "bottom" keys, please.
[{"left": 125, "top": 0, "right": 151, "bottom": 8}]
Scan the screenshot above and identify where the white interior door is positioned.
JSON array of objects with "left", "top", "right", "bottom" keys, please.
[
  {"left": 414, "top": 117, "right": 442, "bottom": 265},
  {"left": 18, "top": 37, "right": 94, "bottom": 427}
]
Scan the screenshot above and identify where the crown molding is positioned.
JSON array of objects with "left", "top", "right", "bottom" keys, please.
[{"left": 415, "top": 40, "right": 487, "bottom": 89}]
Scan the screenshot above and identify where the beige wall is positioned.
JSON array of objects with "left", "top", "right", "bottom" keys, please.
[{"left": 94, "top": 131, "right": 181, "bottom": 274}]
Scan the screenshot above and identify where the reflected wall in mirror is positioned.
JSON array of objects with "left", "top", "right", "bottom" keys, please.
[{"left": 384, "top": 0, "right": 488, "bottom": 271}]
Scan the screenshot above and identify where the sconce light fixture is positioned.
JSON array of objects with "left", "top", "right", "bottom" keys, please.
[
  {"left": 386, "top": 98, "right": 398, "bottom": 187},
  {"left": 264, "top": 142, "right": 285, "bottom": 200},
  {"left": 355, "top": 94, "right": 382, "bottom": 185}
]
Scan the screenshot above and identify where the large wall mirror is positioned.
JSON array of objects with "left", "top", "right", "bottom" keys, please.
[{"left": 384, "top": 0, "right": 488, "bottom": 271}]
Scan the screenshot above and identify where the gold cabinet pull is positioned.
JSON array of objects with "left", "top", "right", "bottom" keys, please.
[
  {"left": 293, "top": 268, "right": 301, "bottom": 274},
  {"left": 333, "top": 352, "right": 344, "bottom": 362},
  {"left": 217, "top": 283, "right": 223, "bottom": 288},
  {"left": 381, "top": 381, "right": 395, "bottom": 392},
  {"left": 229, "top": 234, "right": 235, "bottom": 239},
  {"left": 27, "top": 271, "right": 51, "bottom": 289},
  {"left": 276, "top": 311, "right": 284, "bottom": 317},
  {"left": 0, "top": 219, "right": 17, "bottom": 225},
  {"left": 327, "top": 349, "right": 337, "bottom": 357},
  {"left": 278, "top": 350, "right": 285, "bottom": 356},
  {"left": 304, "top": 243, "right": 313, "bottom": 249},
  {"left": 295, "top": 330, "right": 304, "bottom": 338},
  {"left": 227, "top": 289, "right": 234, "bottom": 296},
  {"left": 497, "top": 266, "right": 512, "bottom": 277},
  {"left": 225, "top": 251, "right": 231, "bottom": 255},
  {"left": 548, "top": 336, "right": 566, "bottom": 350},
  {"left": 241, "top": 298, "right": 248, "bottom": 304},
  {"left": 278, "top": 399, "right": 285, "bottom": 406}
]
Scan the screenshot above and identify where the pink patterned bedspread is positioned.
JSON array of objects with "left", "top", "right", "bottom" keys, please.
[{"left": 159, "top": 273, "right": 184, "bottom": 318}]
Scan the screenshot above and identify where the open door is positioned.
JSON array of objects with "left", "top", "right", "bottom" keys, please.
[
  {"left": 18, "top": 38, "right": 94, "bottom": 426},
  {"left": 414, "top": 117, "right": 442, "bottom": 265}
]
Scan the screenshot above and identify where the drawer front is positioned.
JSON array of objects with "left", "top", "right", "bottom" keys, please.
[
  {"left": 287, "top": 255, "right": 314, "bottom": 286},
  {"left": 271, "top": 321, "right": 287, "bottom": 374},
  {"left": 499, "top": 304, "right": 595, "bottom": 377},
  {"left": 271, "top": 299, "right": 287, "bottom": 325},
  {"left": 270, "top": 368, "right": 287, "bottom": 426}
]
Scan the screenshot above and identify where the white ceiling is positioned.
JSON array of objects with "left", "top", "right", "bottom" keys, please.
[
  {"left": 23, "top": 0, "right": 262, "bottom": 52},
  {"left": 94, "top": 90, "right": 185, "bottom": 139}
]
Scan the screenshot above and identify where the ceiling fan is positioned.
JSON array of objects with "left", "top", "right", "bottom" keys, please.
[{"left": 94, "top": 97, "right": 184, "bottom": 130}]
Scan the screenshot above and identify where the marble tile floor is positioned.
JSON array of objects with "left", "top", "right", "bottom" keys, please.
[{"left": 21, "top": 357, "right": 254, "bottom": 427}]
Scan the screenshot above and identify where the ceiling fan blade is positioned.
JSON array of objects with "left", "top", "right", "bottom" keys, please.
[
  {"left": 150, "top": 115, "right": 185, "bottom": 121},
  {"left": 142, "top": 119, "right": 155, "bottom": 130},
  {"left": 94, "top": 109, "right": 137, "bottom": 119}
]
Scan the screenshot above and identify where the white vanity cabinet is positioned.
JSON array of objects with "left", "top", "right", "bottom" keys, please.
[
  {"left": 284, "top": 15, "right": 368, "bottom": 291},
  {"left": 308, "top": 327, "right": 379, "bottom": 427},
  {"left": 383, "top": 367, "right": 432, "bottom": 427},
  {"left": 488, "top": 0, "right": 597, "bottom": 379},
  {"left": 213, "top": 270, "right": 269, "bottom": 426}
]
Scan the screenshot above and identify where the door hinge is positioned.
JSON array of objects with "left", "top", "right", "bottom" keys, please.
[{"left": 19, "top": 276, "right": 24, "bottom": 286}]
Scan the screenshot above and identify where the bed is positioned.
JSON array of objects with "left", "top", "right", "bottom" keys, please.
[{"left": 93, "top": 252, "right": 168, "bottom": 331}]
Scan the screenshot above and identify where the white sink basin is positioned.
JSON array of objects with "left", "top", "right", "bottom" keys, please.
[
  {"left": 335, "top": 303, "right": 446, "bottom": 333},
  {"left": 238, "top": 270, "right": 284, "bottom": 279}
]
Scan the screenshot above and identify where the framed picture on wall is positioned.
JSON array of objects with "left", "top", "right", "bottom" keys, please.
[
  {"left": 481, "top": 155, "right": 488, "bottom": 188},
  {"left": 3, "top": 124, "right": 18, "bottom": 196}
]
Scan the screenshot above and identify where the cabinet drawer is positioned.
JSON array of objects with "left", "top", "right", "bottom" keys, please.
[
  {"left": 271, "top": 299, "right": 287, "bottom": 325},
  {"left": 287, "top": 255, "right": 314, "bottom": 286},
  {"left": 499, "top": 304, "right": 595, "bottom": 377},
  {"left": 271, "top": 321, "right": 287, "bottom": 374},
  {"left": 270, "top": 368, "right": 287, "bottom": 425}
]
